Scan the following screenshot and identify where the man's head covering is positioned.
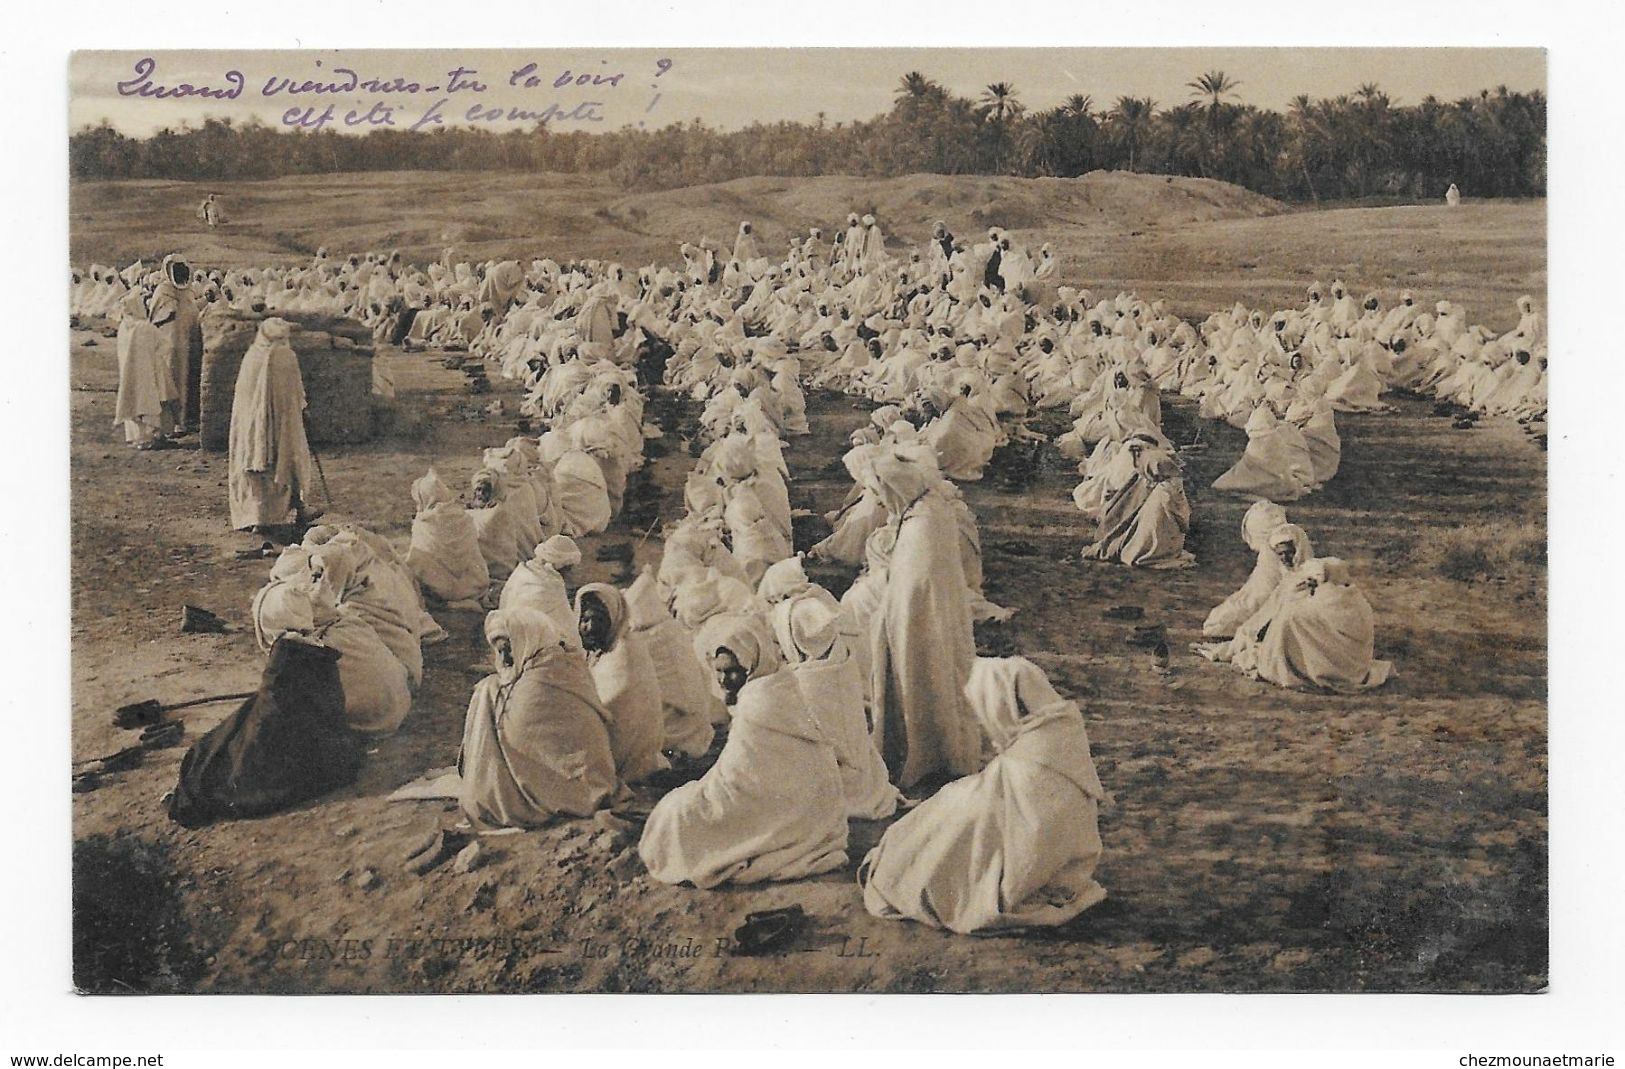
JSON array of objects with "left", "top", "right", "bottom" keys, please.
[
  {"left": 712, "top": 616, "right": 783, "bottom": 679},
  {"left": 1266, "top": 523, "right": 1313, "bottom": 566},
  {"left": 962, "top": 657, "right": 1108, "bottom": 805},
  {"left": 302, "top": 524, "right": 340, "bottom": 548},
  {"left": 757, "top": 555, "right": 811, "bottom": 605},
  {"left": 1263, "top": 380, "right": 1296, "bottom": 410},
  {"left": 887, "top": 420, "right": 922, "bottom": 445},
  {"left": 535, "top": 534, "right": 581, "bottom": 570},
  {"left": 268, "top": 545, "right": 313, "bottom": 585},
  {"left": 920, "top": 384, "right": 954, "bottom": 414},
  {"left": 484, "top": 607, "right": 564, "bottom": 684},
  {"left": 258, "top": 317, "right": 292, "bottom": 343},
  {"left": 870, "top": 405, "right": 902, "bottom": 430},
  {"left": 309, "top": 543, "right": 361, "bottom": 607},
  {"left": 842, "top": 443, "right": 880, "bottom": 487},
  {"left": 1241, "top": 502, "right": 1290, "bottom": 553},
  {"left": 163, "top": 255, "right": 191, "bottom": 286},
  {"left": 713, "top": 436, "right": 759, "bottom": 482},
  {"left": 672, "top": 574, "right": 726, "bottom": 631},
  {"left": 864, "top": 441, "right": 942, "bottom": 513},
  {"left": 1284, "top": 393, "right": 1324, "bottom": 425},
  {"left": 250, "top": 583, "right": 321, "bottom": 652},
  {"left": 1243, "top": 404, "right": 1279, "bottom": 436},
  {"left": 1147, "top": 453, "right": 1181, "bottom": 482},
  {"left": 571, "top": 418, "right": 619, "bottom": 460},
  {"left": 471, "top": 468, "right": 506, "bottom": 503},
  {"left": 574, "top": 583, "right": 628, "bottom": 648},
  {"left": 1122, "top": 362, "right": 1153, "bottom": 389},
  {"left": 771, "top": 595, "right": 840, "bottom": 665},
  {"left": 411, "top": 469, "right": 456, "bottom": 513},
  {"left": 506, "top": 436, "right": 544, "bottom": 470},
  {"left": 753, "top": 336, "right": 789, "bottom": 361}
]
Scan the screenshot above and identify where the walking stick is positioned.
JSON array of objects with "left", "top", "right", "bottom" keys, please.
[
  {"left": 633, "top": 514, "right": 662, "bottom": 552},
  {"left": 113, "top": 690, "right": 259, "bottom": 729},
  {"left": 303, "top": 414, "right": 334, "bottom": 507},
  {"left": 309, "top": 443, "right": 334, "bottom": 506}
]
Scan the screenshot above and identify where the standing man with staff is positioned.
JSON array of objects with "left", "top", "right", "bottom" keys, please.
[{"left": 227, "top": 317, "right": 324, "bottom": 534}]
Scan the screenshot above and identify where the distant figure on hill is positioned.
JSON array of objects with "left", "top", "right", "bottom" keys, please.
[
  {"left": 198, "top": 193, "right": 223, "bottom": 227},
  {"left": 1445, "top": 183, "right": 1461, "bottom": 208},
  {"left": 733, "top": 221, "right": 760, "bottom": 265}
]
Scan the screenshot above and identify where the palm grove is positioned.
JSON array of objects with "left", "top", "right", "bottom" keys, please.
[{"left": 70, "top": 69, "right": 1545, "bottom": 201}]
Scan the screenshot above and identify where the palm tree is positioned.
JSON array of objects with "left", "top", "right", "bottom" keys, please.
[
  {"left": 1156, "top": 104, "right": 1206, "bottom": 177},
  {"left": 1349, "top": 83, "right": 1394, "bottom": 196},
  {"left": 1051, "top": 94, "right": 1100, "bottom": 174},
  {"left": 1186, "top": 70, "right": 1242, "bottom": 179},
  {"left": 1018, "top": 111, "right": 1061, "bottom": 176},
  {"left": 978, "top": 82, "right": 1025, "bottom": 124},
  {"left": 890, "top": 70, "right": 946, "bottom": 171},
  {"left": 896, "top": 71, "right": 936, "bottom": 106},
  {"left": 1188, "top": 69, "right": 1242, "bottom": 113},
  {"left": 1286, "top": 93, "right": 1324, "bottom": 203},
  {"left": 975, "top": 83, "right": 1024, "bottom": 173},
  {"left": 1062, "top": 93, "right": 1095, "bottom": 119},
  {"left": 1106, "top": 96, "right": 1156, "bottom": 172}
]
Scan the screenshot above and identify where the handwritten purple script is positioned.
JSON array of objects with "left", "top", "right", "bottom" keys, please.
[{"left": 114, "top": 55, "right": 675, "bottom": 132}]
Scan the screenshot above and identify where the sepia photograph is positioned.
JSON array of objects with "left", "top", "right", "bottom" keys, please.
[
  {"left": 11, "top": 0, "right": 1625, "bottom": 1051},
  {"left": 57, "top": 41, "right": 1558, "bottom": 1000}
]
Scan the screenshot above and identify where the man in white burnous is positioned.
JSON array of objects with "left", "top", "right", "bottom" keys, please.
[{"left": 228, "top": 317, "right": 324, "bottom": 533}]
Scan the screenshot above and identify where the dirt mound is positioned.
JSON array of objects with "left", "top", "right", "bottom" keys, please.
[
  {"left": 73, "top": 170, "right": 1285, "bottom": 272},
  {"left": 607, "top": 172, "right": 1287, "bottom": 254}
]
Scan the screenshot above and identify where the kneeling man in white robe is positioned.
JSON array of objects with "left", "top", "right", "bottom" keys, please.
[
  {"left": 638, "top": 619, "right": 848, "bottom": 889},
  {"left": 858, "top": 656, "right": 1111, "bottom": 934}
]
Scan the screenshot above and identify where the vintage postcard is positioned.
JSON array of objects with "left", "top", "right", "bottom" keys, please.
[{"left": 64, "top": 43, "right": 1548, "bottom": 999}]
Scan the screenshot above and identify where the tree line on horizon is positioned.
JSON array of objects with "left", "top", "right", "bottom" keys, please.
[{"left": 69, "top": 70, "right": 1546, "bottom": 202}]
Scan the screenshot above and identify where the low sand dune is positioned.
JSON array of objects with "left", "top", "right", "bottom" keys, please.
[
  {"left": 72, "top": 169, "right": 1283, "bottom": 268},
  {"left": 71, "top": 170, "right": 1541, "bottom": 329}
]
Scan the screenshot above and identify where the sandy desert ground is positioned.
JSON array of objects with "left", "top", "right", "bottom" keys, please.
[{"left": 68, "top": 171, "right": 1546, "bottom": 993}]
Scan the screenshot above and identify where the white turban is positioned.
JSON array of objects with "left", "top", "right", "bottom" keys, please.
[{"left": 535, "top": 534, "right": 581, "bottom": 569}]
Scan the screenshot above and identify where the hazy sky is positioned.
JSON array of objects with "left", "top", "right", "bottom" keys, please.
[{"left": 72, "top": 48, "right": 1546, "bottom": 137}]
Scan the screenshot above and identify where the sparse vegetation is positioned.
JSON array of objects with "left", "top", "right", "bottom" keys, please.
[{"left": 1408, "top": 521, "right": 1547, "bottom": 583}]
